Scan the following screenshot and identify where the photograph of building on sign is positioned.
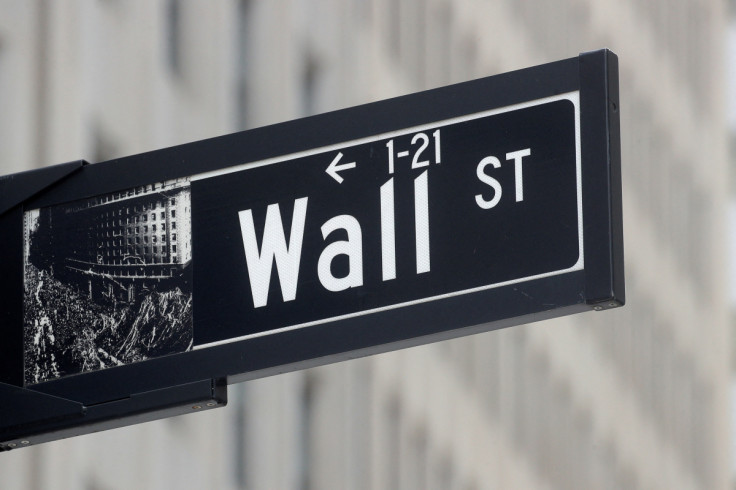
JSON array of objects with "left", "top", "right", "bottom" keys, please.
[{"left": 22, "top": 179, "right": 193, "bottom": 385}]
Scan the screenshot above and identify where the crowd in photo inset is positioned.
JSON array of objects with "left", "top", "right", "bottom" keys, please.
[{"left": 23, "top": 264, "right": 193, "bottom": 385}]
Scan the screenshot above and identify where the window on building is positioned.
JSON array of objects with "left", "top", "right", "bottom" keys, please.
[
  {"left": 386, "top": 398, "right": 401, "bottom": 489},
  {"left": 435, "top": 4, "right": 453, "bottom": 85},
  {"left": 297, "top": 374, "right": 316, "bottom": 489},
  {"left": 166, "top": 0, "right": 183, "bottom": 77},
  {"left": 91, "top": 122, "right": 119, "bottom": 163},
  {"left": 235, "top": 0, "right": 252, "bottom": 130},
  {"left": 437, "top": 455, "right": 455, "bottom": 490},
  {"left": 300, "top": 54, "right": 320, "bottom": 117},
  {"left": 387, "top": 0, "right": 400, "bottom": 61},
  {"left": 231, "top": 383, "right": 249, "bottom": 488}
]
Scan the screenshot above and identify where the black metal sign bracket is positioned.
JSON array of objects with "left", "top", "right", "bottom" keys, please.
[
  {"left": 0, "top": 378, "right": 226, "bottom": 451},
  {"left": 0, "top": 160, "right": 88, "bottom": 218}
]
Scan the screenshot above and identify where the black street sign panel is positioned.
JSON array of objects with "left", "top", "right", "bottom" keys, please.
[
  {"left": 192, "top": 95, "right": 581, "bottom": 347},
  {"left": 0, "top": 49, "right": 623, "bottom": 448}
]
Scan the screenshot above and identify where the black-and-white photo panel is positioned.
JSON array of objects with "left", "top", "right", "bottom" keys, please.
[{"left": 23, "top": 179, "right": 193, "bottom": 385}]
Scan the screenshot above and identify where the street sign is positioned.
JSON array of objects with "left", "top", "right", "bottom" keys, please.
[
  {"left": 192, "top": 94, "right": 582, "bottom": 347},
  {"left": 0, "top": 49, "right": 623, "bottom": 449}
]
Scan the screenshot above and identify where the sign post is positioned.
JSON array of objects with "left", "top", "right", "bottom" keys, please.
[{"left": 0, "top": 49, "right": 623, "bottom": 449}]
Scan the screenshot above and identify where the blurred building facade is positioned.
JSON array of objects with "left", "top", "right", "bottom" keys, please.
[{"left": 0, "top": 0, "right": 730, "bottom": 489}]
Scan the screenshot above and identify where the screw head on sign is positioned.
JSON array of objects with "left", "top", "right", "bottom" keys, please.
[
  {"left": 21, "top": 441, "right": 30, "bottom": 445},
  {"left": 192, "top": 405, "right": 202, "bottom": 410},
  {"left": 206, "top": 402, "right": 216, "bottom": 407}
]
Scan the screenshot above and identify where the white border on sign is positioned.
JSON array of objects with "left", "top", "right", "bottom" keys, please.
[{"left": 193, "top": 91, "right": 584, "bottom": 349}]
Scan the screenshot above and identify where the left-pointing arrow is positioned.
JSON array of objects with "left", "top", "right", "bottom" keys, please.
[{"left": 326, "top": 152, "right": 356, "bottom": 184}]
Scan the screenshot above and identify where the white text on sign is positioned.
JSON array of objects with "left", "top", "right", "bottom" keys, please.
[{"left": 238, "top": 130, "right": 532, "bottom": 309}]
